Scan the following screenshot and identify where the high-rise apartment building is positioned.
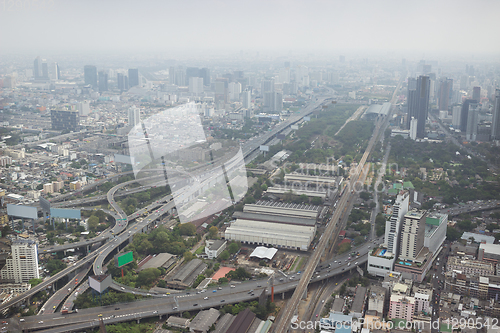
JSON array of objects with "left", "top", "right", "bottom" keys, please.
[
  {"left": 491, "top": 89, "right": 500, "bottom": 140},
  {"left": 128, "top": 107, "right": 140, "bottom": 127},
  {"left": 84, "top": 65, "right": 98, "bottom": 88},
  {"left": 128, "top": 68, "right": 139, "bottom": 87},
  {"left": 98, "top": 71, "right": 108, "bottom": 92},
  {"left": 186, "top": 67, "right": 201, "bottom": 86},
  {"left": 399, "top": 210, "right": 426, "bottom": 261},
  {"left": 452, "top": 106, "right": 462, "bottom": 128},
  {"left": 0, "top": 239, "right": 39, "bottom": 283},
  {"left": 407, "top": 76, "right": 430, "bottom": 139}
]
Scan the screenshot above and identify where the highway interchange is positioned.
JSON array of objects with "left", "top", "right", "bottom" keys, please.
[{"left": 6, "top": 88, "right": 500, "bottom": 332}]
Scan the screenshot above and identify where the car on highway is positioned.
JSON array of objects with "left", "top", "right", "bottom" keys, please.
[
  {"left": 221, "top": 299, "right": 225, "bottom": 302},
  {"left": 204, "top": 297, "right": 209, "bottom": 300}
]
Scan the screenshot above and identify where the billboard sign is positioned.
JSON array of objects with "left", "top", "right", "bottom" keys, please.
[
  {"left": 291, "top": 125, "right": 299, "bottom": 130},
  {"left": 303, "top": 116, "right": 311, "bottom": 121},
  {"left": 89, "top": 274, "right": 112, "bottom": 293},
  {"left": 116, "top": 251, "right": 133, "bottom": 268},
  {"left": 50, "top": 208, "right": 81, "bottom": 220},
  {"left": 7, "top": 204, "right": 37, "bottom": 219},
  {"left": 276, "top": 134, "right": 286, "bottom": 140},
  {"left": 260, "top": 145, "right": 269, "bottom": 152},
  {"left": 40, "top": 197, "right": 51, "bottom": 213}
]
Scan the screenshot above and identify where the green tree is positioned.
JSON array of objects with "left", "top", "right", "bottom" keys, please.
[
  {"left": 218, "top": 250, "right": 230, "bottom": 261},
  {"left": 29, "top": 278, "right": 43, "bottom": 287},
  {"left": 227, "top": 242, "right": 240, "bottom": 254},
  {"left": 337, "top": 242, "right": 351, "bottom": 254},
  {"left": 183, "top": 251, "right": 194, "bottom": 262},
  {"left": 208, "top": 226, "right": 218, "bottom": 239},
  {"left": 136, "top": 268, "right": 160, "bottom": 288},
  {"left": 87, "top": 216, "right": 99, "bottom": 231},
  {"left": 218, "top": 277, "right": 229, "bottom": 284},
  {"left": 46, "top": 259, "right": 66, "bottom": 275},
  {"left": 178, "top": 223, "right": 196, "bottom": 236},
  {"left": 311, "top": 197, "right": 323, "bottom": 205}
]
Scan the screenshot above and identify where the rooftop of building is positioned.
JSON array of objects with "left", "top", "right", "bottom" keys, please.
[
  {"left": 479, "top": 243, "right": 500, "bottom": 255},
  {"left": 404, "top": 209, "right": 426, "bottom": 219},
  {"left": 461, "top": 232, "right": 495, "bottom": 244}
]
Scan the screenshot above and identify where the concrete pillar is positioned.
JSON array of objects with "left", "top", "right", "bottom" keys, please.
[
  {"left": 282, "top": 292, "right": 285, "bottom": 300},
  {"left": 302, "top": 287, "right": 307, "bottom": 300},
  {"left": 136, "top": 319, "right": 140, "bottom": 324}
]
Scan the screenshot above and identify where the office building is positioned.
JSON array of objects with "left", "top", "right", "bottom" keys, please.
[
  {"left": 50, "top": 62, "right": 59, "bottom": 80},
  {"left": 438, "top": 78, "right": 453, "bottom": 111},
  {"left": 33, "top": 56, "right": 42, "bottom": 79},
  {"left": 128, "top": 68, "right": 139, "bottom": 87},
  {"left": 51, "top": 110, "right": 80, "bottom": 132},
  {"left": 117, "top": 73, "right": 129, "bottom": 92},
  {"left": 472, "top": 86, "right": 481, "bottom": 102},
  {"left": 189, "top": 77, "right": 204, "bottom": 95},
  {"left": 186, "top": 67, "right": 201, "bottom": 86},
  {"left": 128, "top": 107, "right": 140, "bottom": 127},
  {"left": 84, "top": 65, "right": 98, "bottom": 88},
  {"left": 407, "top": 76, "right": 430, "bottom": 139},
  {"left": 409, "top": 117, "right": 417, "bottom": 140},
  {"left": 399, "top": 210, "right": 426, "bottom": 261},
  {"left": 491, "top": 89, "right": 500, "bottom": 140},
  {"left": 466, "top": 102, "right": 479, "bottom": 141},
  {"left": 0, "top": 239, "right": 39, "bottom": 284},
  {"left": 41, "top": 61, "right": 48, "bottom": 79},
  {"left": 261, "top": 79, "right": 274, "bottom": 93},
  {"left": 460, "top": 99, "right": 477, "bottom": 132},
  {"left": 200, "top": 68, "right": 210, "bottom": 86},
  {"left": 98, "top": 71, "right": 108, "bottom": 92}
]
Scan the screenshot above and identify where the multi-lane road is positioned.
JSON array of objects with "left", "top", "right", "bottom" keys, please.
[{"left": 17, "top": 238, "right": 380, "bottom": 332}]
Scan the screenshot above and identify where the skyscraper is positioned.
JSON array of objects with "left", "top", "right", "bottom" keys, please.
[
  {"left": 98, "top": 71, "right": 108, "bottom": 92},
  {"left": 41, "top": 60, "right": 49, "bottom": 79},
  {"left": 186, "top": 67, "right": 201, "bottom": 86},
  {"left": 189, "top": 77, "right": 204, "bottom": 95},
  {"left": 128, "top": 68, "right": 139, "bottom": 87},
  {"left": 33, "top": 56, "right": 41, "bottom": 79},
  {"left": 200, "top": 68, "right": 211, "bottom": 86},
  {"left": 0, "top": 239, "right": 39, "bottom": 283},
  {"left": 472, "top": 86, "right": 481, "bottom": 102},
  {"left": 460, "top": 99, "right": 477, "bottom": 132},
  {"left": 491, "top": 89, "right": 500, "bottom": 140},
  {"left": 407, "top": 76, "right": 430, "bottom": 138},
  {"left": 242, "top": 89, "right": 251, "bottom": 109},
  {"left": 466, "top": 102, "right": 479, "bottom": 141},
  {"left": 117, "top": 73, "right": 129, "bottom": 92},
  {"left": 438, "top": 78, "right": 453, "bottom": 111},
  {"left": 51, "top": 110, "right": 80, "bottom": 132},
  {"left": 228, "top": 82, "right": 242, "bottom": 101},
  {"left": 169, "top": 67, "right": 176, "bottom": 85},
  {"left": 84, "top": 65, "right": 98, "bottom": 88},
  {"left": 261, "top": 79, "right": 274, "bottom": 94},
  {"left": 128, "top": 107, "right": 140, "bottom": 127},
  {"left": 399, "top": 210, "right": 426, "bottom": 261}
]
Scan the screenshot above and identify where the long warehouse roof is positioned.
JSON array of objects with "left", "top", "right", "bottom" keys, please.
[{"left": 232, "top": 211, "right": 316, "bottom": 226}]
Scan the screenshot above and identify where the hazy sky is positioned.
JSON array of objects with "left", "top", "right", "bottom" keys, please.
[{"left": 1, "top": 0, "right": 499, "bottom": 56}]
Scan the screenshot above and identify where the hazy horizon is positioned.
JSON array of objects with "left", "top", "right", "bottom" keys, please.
[{"left": 1, "top": 0, "right": 500, "bottom": 58}]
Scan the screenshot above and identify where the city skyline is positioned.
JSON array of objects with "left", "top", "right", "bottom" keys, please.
[{"left": 0, "top": 0, "right": 499, "bottom": 57}]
